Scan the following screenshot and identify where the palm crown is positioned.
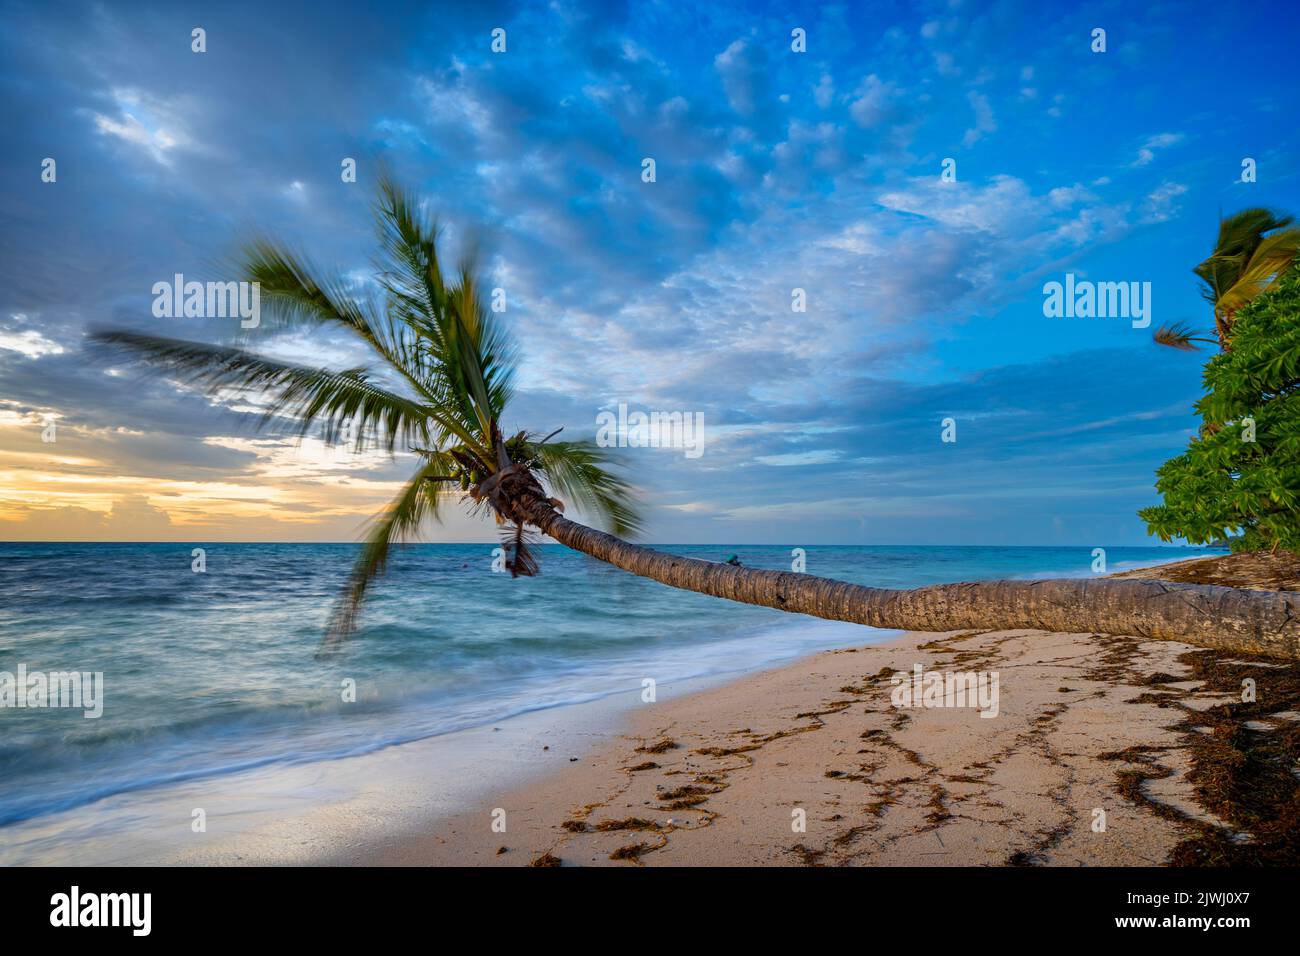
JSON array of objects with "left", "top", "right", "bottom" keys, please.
[
  {"left": 1154, "top": 207, "right": 1300, "bottom": 351},
  {"left": 93, "top": 177, "right": 640, "bottom": 646}
]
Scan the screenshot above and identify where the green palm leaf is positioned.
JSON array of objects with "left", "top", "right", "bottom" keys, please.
[
  {"left": 242, "top": 241, "right": 416, "bottom": 382},
  {"left": 324, "top": 455, "right": 458, "bottom": 649},
  {"left": 89, "top": 331, "right": 432, "bottom": 452},
  {"left": 535, "top": 440, "right": 643, "bottom": 537},
  {"left": 1216, "top": 228, "right": 1300, "bottom": 320},
  {"left": 1152, "top": 322, "right": 1218, "bottom": 352},
  {"left": 1192, "top": 208, "right": 1300, "bottom": 341}
]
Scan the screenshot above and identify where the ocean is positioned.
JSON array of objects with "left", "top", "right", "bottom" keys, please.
[{"left": 0, "top": 542, "right": 1212, "bottom": 831}]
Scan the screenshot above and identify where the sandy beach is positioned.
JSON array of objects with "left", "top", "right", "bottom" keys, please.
[{"left": 353, "top": 624, "right": 1300, "bottom": 867}]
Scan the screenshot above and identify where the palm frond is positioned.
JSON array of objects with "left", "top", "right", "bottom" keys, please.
[
  {"left": 535, "top": 440, "right": 642, "bottom": 536},
  {"left": 240, "top": 236, "right": 497, "bottom": 460},
  {"left": 1152, "top": 323, "right": 1216, "bottom": 352},
  {"left": 1214, "top": 208, "right": 1293, "bottom": 255},
  {"left": 373, "top": 175, "right": 448, "bottom": 376},
  {"left": 241, "top": 241, "right": 417, "bottom": 379},
  {"left": 501, "top": 521, "right": 540, "bottom": 578},
  {"left": 369, "top": 177, "right": 516, "bottom": 459},
  {"left": 1194, "top": 208, "right": 1300, "bottom": 318},
  {"left": 445, "top": 265, "right": 517, "bottom": 428},
  {"left": 89, "top": 331, "right": 432, "bottom": 451},
  {"left": 322, "top": 456, "right": 456, "bottom": 650},
  {"left": 1216, "top": 228, "right": 1300, "bottom": 320}
]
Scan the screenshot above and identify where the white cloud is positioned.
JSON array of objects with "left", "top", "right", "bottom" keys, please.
[
  {"left": 715, "top": 39, "right": 760, "bottom": 115},
  {"left": 878, "top": 174, "right": 1033, "bottom": 234},
  {"left": 820, "top": 222, "right": 881, "bottom": 255},
  {"left": 418, "top": 73, "right": 492, "bottom": 136},
  {"left": 934, "top": 52, "right": 959, "bottom": 76},
  {"left": 755, "top": 450, "right": 841, "bottom": 466},
  {"left": 814, "top": 73, "right": 834, "bottom": 109},
  {"left": 85, "top": 88, "right": 195, "bottom": 167},
  {"left": 0, "top": 329, "right": 64, "bottom": 359},
  {"left": 962, "top": 91, "right": 996, "bottom": 146},
  {"left": 1132, "top": 132, "right": 1185, "bottom": 167},
  {"left": 849, "top": 75, "right": 902, "bottom": 127},
  {"left": 1141, "top": 182, "right": 1188, "bottom": 223},
  {"left": 659, "top": 95, "right": 689, "bottom": 118},
  {"left": 1047, "top": 184, "right": 1098, "bottom": 208}
]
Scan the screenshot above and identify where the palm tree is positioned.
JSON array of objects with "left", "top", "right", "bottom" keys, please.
[
  {"left": 92, "top": 180, "right": 1300, "bottom": 660},
  {"left": 1154, "top": 207, "right": 1300, "bottom": 350}
]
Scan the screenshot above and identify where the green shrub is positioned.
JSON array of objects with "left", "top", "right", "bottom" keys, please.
[{"left": 1140, "top": 269, "right": 1300, "bottom": 552}]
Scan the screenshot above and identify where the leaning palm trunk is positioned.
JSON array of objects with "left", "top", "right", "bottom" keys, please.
[{"left": 519, "top": 500, "right": 1300, "bottom": 661}]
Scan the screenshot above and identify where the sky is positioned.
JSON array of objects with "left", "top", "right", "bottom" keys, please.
[{"left": 1, "top": 0, "right": 1298, "bottom": 546}]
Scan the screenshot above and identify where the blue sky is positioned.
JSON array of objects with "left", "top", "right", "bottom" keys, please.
[{"left": 1, "top": 0, "right": 1298, "bottom": 545}]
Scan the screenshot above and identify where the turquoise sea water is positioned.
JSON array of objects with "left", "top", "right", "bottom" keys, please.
[{"left": 0, "top": 542, "right": 1215, "bottom": 830}]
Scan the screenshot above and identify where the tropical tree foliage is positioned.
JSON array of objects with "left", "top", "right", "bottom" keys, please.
[
  {"left": 93, "top": 177, "right": 640, "bottom": 645},
  {"left": 1140, "top": 268, "right": 1300, "bottom": 551},
  {"left": 1153, "top": 207, "right": 1300, "bottom": 351}
]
